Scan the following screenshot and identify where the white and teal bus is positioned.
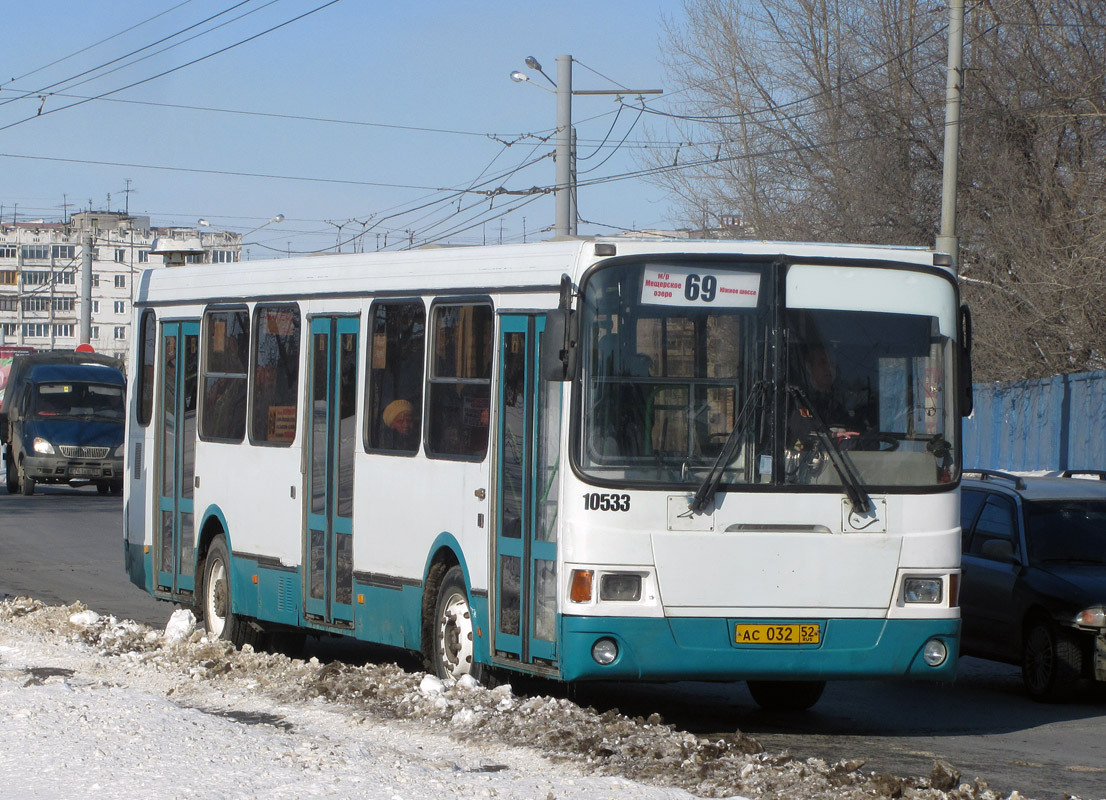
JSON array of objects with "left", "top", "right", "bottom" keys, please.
[{"left": 124, "top": 238, "right": 970, "bottom": 709}]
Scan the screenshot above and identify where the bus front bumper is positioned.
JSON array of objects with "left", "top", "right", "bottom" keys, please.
[{"left": 559, "top": 615, "right": 960, "bottom": 682}]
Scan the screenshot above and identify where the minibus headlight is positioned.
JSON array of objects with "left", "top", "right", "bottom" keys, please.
[
  {"left": 1073, "top": 606, "right": 1106, "bottom": 628},
  {"left": 904, "top": 577, "right": 942, "bottom": 604},
  {"left": 600, "top": 573, "right": 642, "bottom": 602},
  {"left": 33, "top": 437, "right": 55, "bottom": 455},
  {"left": 922, "top": 638, "right": 948, "bottom": 667},
  {"left": 591, "top": 638, "right": 619, "bottom": 665}
]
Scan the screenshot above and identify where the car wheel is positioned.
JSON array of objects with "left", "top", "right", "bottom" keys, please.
[
  {"left": 4, "top": 456, "right": 17, "bottom": 494},
  {"left": 1022, "top": 619, "right": 1083, "bottom": 702},
  {"left": 201, "top": 535, "right": 261, "bottom": 649},
  {"left": 20, "top": 465, "right": 35, "bottom": 496},
  {"left": 429, "top": 565, "right": 486, "bottom": 683},
  {"left": 747, "top": 679, "right": 826, "bottom": 710},
  {"left": 96, "top": 482, "right": 110, "bottom": 495}
]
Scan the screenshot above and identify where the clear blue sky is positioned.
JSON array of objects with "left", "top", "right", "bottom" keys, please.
[{"left": 0, "top": 0, "right": 682, "bottom": 257}]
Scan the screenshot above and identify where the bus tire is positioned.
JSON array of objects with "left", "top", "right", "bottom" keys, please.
[
  {"left": 747, "top": 679, "right": 826, "bottom": 710},
  {"left": 430, "top": 565, "right": 486, "bottom": 684},
  {"left": 201, "top": 535, "right": 261, "bottom": 650}
]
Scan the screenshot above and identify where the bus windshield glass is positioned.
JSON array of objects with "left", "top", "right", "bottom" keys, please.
[
  {"left": 31, "top": 382, "right": 126, "bottom": 423},
  {"left": 578, "top": 261, "right": 771, "bottom": 486},
  {"left": 576, "top": 259, "right": 958, "bottom": 490},
  {"left": 784, "top": 308, "right": 957, "bottom": 488}
]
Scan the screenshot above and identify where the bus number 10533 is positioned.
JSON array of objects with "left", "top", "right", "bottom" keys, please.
[{"left": 582, "top": 492, "right": 631, "bottom": 512}]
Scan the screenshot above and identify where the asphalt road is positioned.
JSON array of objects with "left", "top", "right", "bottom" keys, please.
[{"left": 1, "top": 481, "right": 1103, "bottom": 800}]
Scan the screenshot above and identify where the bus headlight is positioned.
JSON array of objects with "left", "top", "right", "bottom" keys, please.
[
  {"left": 591, "top": 638, "right": 619, "bottom": 665},
  {"left": 33, "top": 437, "right": 55, "bottom": 455},
  {"left": 600, "top": 573, "right": 642, "bottom": 602},
  {"left": 922, "top": 638, "right": 948, "bottom": 667},
  {"left": 1074, "top": 606, "right": 1106, "bottom": 628},
  {"left": 903, "top": 577, "right": 942, "bottom": 604}
]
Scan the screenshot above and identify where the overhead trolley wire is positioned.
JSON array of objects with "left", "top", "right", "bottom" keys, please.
[{"left": 0, "top": 0, "right": 344, "bottom": 134}]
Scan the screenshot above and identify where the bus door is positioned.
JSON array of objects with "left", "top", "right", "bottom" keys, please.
[
  {"left": 304, "top": 316, "right": 359, "bottom": 627},
  {"left": 494, "top": 314, "right": 559, "bottom": 668},
  {"left": 156, "top": 321, "right": 199, "bottom": 596}
]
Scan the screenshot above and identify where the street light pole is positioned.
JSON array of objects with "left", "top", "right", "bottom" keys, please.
[
  {"left": 555, "top": 55, "right": 574, "bottom": 237},
  {"left": 937, "top": 0, "right": 964, "bottom": 271},
  {"left": 514, "top": 56, "right": 662, "bottom": 239}
]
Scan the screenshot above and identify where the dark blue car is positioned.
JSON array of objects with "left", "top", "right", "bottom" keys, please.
[
  {"left": 960, "top": 470, "right": 1106, "bottom": 701},
  {"left": 3, "top": 361, "right": 126, "bottom": 495}
]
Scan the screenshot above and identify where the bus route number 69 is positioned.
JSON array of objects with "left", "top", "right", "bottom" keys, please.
[{"left": 583, "top": 492, "right": 631, "bottom": 512}]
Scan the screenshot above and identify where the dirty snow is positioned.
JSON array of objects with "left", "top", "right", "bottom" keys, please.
[{"left": 0, "top": 598, "right": 1040, "bottom": 800}]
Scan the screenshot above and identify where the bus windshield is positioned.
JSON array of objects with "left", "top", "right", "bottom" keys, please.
[
  {"left": 31, "top": 382, "right": 126, "bottom": 423},
  {"left": 576, "top": 260, "right": 958, "bottom": 491}
]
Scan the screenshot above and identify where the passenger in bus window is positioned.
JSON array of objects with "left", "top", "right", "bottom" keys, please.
[{"left": 381, "top": 398, "right": 419, "bottom": 451}]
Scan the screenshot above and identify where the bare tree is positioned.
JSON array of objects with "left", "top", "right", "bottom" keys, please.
[{"left": 652, "top": 0, "right": 1106, "bottom": 380}]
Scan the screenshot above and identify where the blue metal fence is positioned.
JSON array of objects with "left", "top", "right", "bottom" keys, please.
[{"left": 962, "top": 370, "right": 1106, "bottom": 472}]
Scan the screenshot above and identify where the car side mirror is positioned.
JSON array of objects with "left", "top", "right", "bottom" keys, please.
[{"left": 980, "top": 538, "right": 1017, "bottom": 563}]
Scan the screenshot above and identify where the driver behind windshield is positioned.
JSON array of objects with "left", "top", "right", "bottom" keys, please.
[{"left": 788, "top": 343, "right": 873, "bottom": 448}]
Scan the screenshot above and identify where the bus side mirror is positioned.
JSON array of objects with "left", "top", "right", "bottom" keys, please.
[
  {"left": 959, "top": 304, "right": 973, "bottom": 417},
  {"left": 542, "top": 308, "right": 578, "bottom": 382}
]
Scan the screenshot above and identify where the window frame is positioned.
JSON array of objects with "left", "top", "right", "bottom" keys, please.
[
  {"left": 136, "top": 309, "right": 157, "bottom": 426},
  {"left": 199, "top": 304, "right": 251, "bottom": 443},
  {"left": 425, "top": 297, "right": 494, "bottom": 462},
  {"left": 248, "top": 302, "right": 302, "bottom": 447},
  {"left": 363, "top": 298, "right": 427, "bottom": 456}
]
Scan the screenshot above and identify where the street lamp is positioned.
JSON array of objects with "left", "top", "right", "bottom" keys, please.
[{"left": 198, "top": 214, "right": 285, "bottom": 240}]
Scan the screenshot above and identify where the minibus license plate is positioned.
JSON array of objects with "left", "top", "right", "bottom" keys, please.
[{"left": 734, "top": 623, "right": 820, "bottom": 645}]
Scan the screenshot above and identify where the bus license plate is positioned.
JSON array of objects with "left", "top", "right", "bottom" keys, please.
[{"left": 734, "top": 623, "right": 820, "bottom": 645}]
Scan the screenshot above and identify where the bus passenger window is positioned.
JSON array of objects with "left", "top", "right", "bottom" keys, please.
[
  {"left": 427, "top": 303, "right": 493, "bottom": 459},
  {"left": 200, "top": 308, "right": 249, "bottom": 441},
  {"left": 365, "top": 300, "right": 425, "bottom": 454},
  {"left": 136, "top": 309, "right": 156, "bottom": 426},
  {"left": 250, "top": 304, "right": 301, "bottom": 445}
]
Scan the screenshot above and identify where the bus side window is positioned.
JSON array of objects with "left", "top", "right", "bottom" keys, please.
[
  {"left": 427, "top": 302, "right": 493, "bottom": 460},
  {"left": 136, "top": 309, "right": 156, "bottom": 426},
  {"left": 249, "top": 304, "right": 301, "bottom": 445},
  {"left": 200, "top": 307, "right": 249, "bottom": 442},
  {"left": 365, "top": 300, "right": 426, "bottom": 454}
]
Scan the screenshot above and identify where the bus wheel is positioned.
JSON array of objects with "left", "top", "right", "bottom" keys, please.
[
  {"left": 747, "top": 679, "right": 826, "bottom": 710},
  {"left": 431, "top": 565, "right": 485, "bottom": 683},
  {"left": 201, "top": 535, "right": 260, "bottom": 649}
]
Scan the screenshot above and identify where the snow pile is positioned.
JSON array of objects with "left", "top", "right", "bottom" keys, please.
[{"left": 0, "top": 598, "right": 1040, "bottom": 800}]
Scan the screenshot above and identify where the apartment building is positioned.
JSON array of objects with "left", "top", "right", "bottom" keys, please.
[{"left": 0, "top": 211, "right": 241, "bottom": 365}]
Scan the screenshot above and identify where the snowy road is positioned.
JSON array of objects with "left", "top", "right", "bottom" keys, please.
[{"left": 0, "top": 599, "right": 1035, "bottom": 800}]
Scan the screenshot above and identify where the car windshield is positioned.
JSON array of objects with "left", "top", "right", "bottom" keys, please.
[
  {"left": 1025, "top": 500, "right": 1106, "bottom": 565},
  {"left": 31, "top": 382, "right": 125, "bottom": 423}
]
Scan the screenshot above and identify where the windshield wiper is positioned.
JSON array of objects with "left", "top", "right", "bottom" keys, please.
[
  {"left": 786, "top": 385, "right": 872, "bottom": 515},
  {"left": 690, "top": 381, "right": 765, "bottom": 514}
]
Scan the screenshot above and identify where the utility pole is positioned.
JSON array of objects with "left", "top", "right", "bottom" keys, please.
[
  {"left": 80, "top": 230, "right": 93, "bottom": 345},
  {"left": 554, "top": 55, "right": 573, "bottom": 238},
  {"left": 937, "top": 0, "right": 964, "bottom": 271},
  {"left": 516, "top": 56, "right": 662, "bottom": 238}
]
